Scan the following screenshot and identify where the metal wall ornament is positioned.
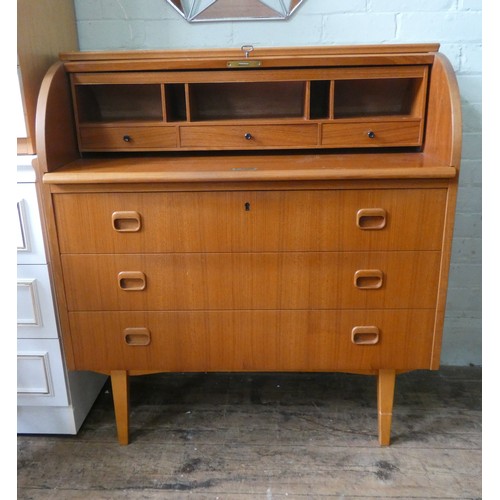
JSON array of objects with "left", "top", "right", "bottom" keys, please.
[{"left": 166, "top": 0, "right": 306, "bottom": 22}]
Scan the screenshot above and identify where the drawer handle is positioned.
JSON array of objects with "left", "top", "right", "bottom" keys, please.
[
  {"left": 123, "top": 135, "right": 132, "bottom": 142},
  {"left": 244, "top": 132, "right": 253, "bottom": 140},
  {"left": 124, "top": 327, "right": 151, "bottom": 346},
  {"left": 118, "top": 271, "right": 146, "bottom": 291},
  {"left": 112, "top": 211, "right": 142, "bottom": 232},
  {"left": 367, "top": 130, "right": 376, "bottom": 139},
  {"left": 356, "top": 208, "right": 387, "bottom": 230},
  {"left": 354, "top": 269, "right": 384, "bottom": 289},
  {"left": 352, "top": 326, "right": 380, "bottom": 345}
]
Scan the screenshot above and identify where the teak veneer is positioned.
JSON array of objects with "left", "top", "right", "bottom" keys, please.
[{"left": 35, "top": 44, "right": 461, "bottom": 446}]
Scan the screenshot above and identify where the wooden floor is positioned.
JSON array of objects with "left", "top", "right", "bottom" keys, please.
[{"left": 18, "top": 366, "right": 481, "bottom": 499}]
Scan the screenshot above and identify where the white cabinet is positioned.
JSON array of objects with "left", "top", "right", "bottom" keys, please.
[
  {"left": 17, "top": 157, "right": 106, "bottom": 434},
  {"left": 17, "top": 338, "right": 69, "bottom": 407},
  {"left": 17, "top": 265, "right": 59, "bottom": 339},
  {"left": 16, "top": 169, "right": 47, "bottom": 264}
]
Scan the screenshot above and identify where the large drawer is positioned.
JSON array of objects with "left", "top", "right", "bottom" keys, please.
[
  {"left": 61, "top": 251, "right": 441, "bottom": 311},
  {"left": 54, "top": 189, "right": 447, "bottom": 254},
  {"left": 180, "top": 124, "right": 318, "bottom": 149},
  {"left": 68, "top": 309, "right": 436, "bottom": 372}
]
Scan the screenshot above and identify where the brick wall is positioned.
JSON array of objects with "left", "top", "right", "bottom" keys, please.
[{"left": 73, "top": 0, "right": 482, "bottom": 366}]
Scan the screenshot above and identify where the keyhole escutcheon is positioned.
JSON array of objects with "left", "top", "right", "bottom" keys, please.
[{"left": 244, "top": 202, "right": 251, "bottom": 211}]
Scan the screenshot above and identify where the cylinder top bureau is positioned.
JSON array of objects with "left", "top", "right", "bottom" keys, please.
[{"left": 34, "top": 44, "right": 461, "bottom": 445}]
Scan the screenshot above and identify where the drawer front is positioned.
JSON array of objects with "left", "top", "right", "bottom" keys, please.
[
  {"left": 17, "top": 265, "right": 59, "bottom": 339},
  {"left": 79, "top": 126, "right": 177, "bottom": 151},
  {"left": 68, "top": 309, "right": 436, "bottom": 372},
  {"left": 180, "top": 124, "right": 318, "bottom": 149},
  {"left": 61, "top": 252, "right": 441, "bottom": 311},
  {"left": 17, "top": 338, "right": 69, "bottom": 406},
  {"left": 322, "top": 121, "right": 422, "bottom": 147},
  {"left": 54, "top": 189, "right": 447, "bottom": 254},
  {"left": 17, "top": 182, "right": 47, "bottom": 265}
]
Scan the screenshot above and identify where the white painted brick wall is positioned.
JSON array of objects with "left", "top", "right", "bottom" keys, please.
[{"left": 72, "top": 0, "right": 482, "bottom": 366}]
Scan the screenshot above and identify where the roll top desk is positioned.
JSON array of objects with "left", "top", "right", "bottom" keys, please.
[{"left": 35, "top": 44, "right": 461, "bottom": 445}]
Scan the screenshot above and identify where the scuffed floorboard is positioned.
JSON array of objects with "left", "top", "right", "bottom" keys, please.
[{"left": 18, "top": 367, "right": 481, "bottom": 499}]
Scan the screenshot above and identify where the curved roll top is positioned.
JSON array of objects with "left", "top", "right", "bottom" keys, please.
[
  {"left": 35, "top": 61, "right": 80, "bottom": 176},
  {"left": 423, "top": 53, "right": 462, "bottom": 169}
]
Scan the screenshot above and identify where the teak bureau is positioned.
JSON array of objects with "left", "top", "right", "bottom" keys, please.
[{"left": 35, "top": 44, "right": 461, "bottom": 445}]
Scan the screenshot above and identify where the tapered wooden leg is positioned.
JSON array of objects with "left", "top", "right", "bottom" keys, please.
[
  {"left": 377, "top": 369, "right": 396, "bottom": 446},
  {"left": 110, "top": 370, "right": 129, "bottom": 445}
]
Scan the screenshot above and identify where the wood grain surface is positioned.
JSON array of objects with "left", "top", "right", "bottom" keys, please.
[{"left": 53, "top": 188, "right": 447, "bottom": 254}]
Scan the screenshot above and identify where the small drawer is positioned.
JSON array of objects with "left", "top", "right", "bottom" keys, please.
[
  {"left": 180, "top": 124, "right": 318, "bottom": 149},
  {"left": 322, "top": 120, "right": 422, "bottom": 148},
  {"left": 79, "top": 126, "right": 177, "bottom": 151}
]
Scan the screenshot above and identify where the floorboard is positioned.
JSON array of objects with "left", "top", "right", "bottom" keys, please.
[{"left": 17, "top": 367, "right": 481, "bottom": 499}]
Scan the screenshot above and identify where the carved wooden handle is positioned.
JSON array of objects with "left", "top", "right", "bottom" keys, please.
[
  {"left": 118, "top": 271, "right": 146, "bottom": 291},
  {"left": 354, "top": 269, "right": 384, "bottom": 289},
  {"left": 124, "top": 327, "right": 151, "bottom": 346},
  {"left": 351, "top": 326, "right": 380, "bottom": 345},
  {"left": 356, "top": 208, "right": 387, "bottom": 230},
  {"left": 112, "top": 211, "right": 142, "bottom": 232}
]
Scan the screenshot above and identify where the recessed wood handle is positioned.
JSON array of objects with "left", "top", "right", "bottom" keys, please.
[
  {"left": 118, "top": 271, "right": 146, "bottom": 291},
  {"left": 351, "top": 326, "right": 380, "bottom": 345},
  {"left": 354, "top": 269, "right": 384, "bottom": 289},
  {"left": 356, "top": 208, "right": 387, "bottom": 230},
  {"left": 124, "top": 327, "right": 151, "bottom": 346},
  {"left": 112, "top": 211, "right": 142, "bottom": 232}
]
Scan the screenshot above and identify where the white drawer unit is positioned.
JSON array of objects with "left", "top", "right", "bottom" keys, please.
[
  {"left": 17, "top": 265, "right": 59, "bottom": 339},
  {"left": 17, "top": 338, "right": 69, "bottom": 407},
  {"left": 16, "top": 157, "right": 106, "bottom": 434},
  {"left": 17, "top": 165, "right": 47, "bottom": 265}
]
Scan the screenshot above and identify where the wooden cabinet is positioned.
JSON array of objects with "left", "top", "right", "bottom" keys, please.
[{"left": 35, "top": 44, "right": 461, "bottom": 446}]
